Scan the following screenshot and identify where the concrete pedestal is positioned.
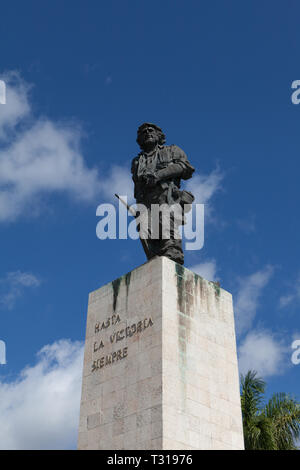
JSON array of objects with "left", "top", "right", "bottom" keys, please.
[{"left": 78, "top": 256, "right": 244, "bottom": 450}]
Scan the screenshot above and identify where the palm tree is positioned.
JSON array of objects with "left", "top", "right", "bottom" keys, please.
[{"left": 240, "top": 370, "right": 300, "bottom": 450}]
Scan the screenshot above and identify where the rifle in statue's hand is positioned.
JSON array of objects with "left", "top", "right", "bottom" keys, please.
[{"left": 114, "top": 194, "right": 137, "bottom": 217}]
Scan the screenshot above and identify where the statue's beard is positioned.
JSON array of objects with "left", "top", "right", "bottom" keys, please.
[{"left": 141, "top": 136, "right": 158, "bottom": 150}]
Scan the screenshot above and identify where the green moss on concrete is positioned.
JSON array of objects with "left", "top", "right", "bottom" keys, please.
[
  {"left": 112, "top": 277, "right": 122, "bottom": 311},
  {"left": 212, "top": 281, "right": 221, "bottom": 298},
  {"left": 193, "top": 272, "right": 203, "bottom": 286},
  {"left": 125, "top": 271, "right": 131, "bottom": 298},
  {"left": 175, "top": 263, "right": 185, "bottom": 278},
  {"left": 111, "top": 271, "right": 132, "bottom": 312}
]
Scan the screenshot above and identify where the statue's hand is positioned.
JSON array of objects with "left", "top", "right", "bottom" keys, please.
[{"left": 156, "top": 163, "right": 183, "bottom": 181}]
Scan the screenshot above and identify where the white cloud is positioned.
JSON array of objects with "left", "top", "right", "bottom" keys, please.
[
  {"left": 185, "top": 166, "right": 223, "bottom": 218},
  {"left": 189, "top": 259, "right": 217, "bottom": 281},
  {"left": 101, "top": 164, "right": 134, "bottom": 204},
  {"left": 0, "top": 72, "right": 101, "bottom": 222},
  {"left": 279, "top": 275, "right": 300, "bottom": 308},
  {"left": 0, "top": 121, "right": 100, "bottom": 221},
  {"left": 0, "top": 270, "right": 41, "bottom": 309},
  {"left": 234, "top": 265, "right": 274, "bottom": 336},
  {"left": 0, "top": 339, "right": 83, "bottom": 450},
  {"left": 238, "top": 330, "right": 287, "bottom": 378}
]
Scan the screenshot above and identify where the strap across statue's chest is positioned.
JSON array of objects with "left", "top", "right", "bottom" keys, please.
[
  {"left": 136, "top": 154, "right": 157, "bottom": 176},
  {"left": 137, "top": 148, "right": 172, "bottom": 176}
]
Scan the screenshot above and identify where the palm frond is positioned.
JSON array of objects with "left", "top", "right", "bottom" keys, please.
[
  {"left": 241, "top": 370, "right": 265, "bottom": 422},
  {"left": 263, "top": 393, "right": 300, "bottom": 450}
]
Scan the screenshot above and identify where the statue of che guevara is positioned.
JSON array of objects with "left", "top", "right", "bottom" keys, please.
[{"left": 130, "top": 123, "right": 195, "bottom": 265}]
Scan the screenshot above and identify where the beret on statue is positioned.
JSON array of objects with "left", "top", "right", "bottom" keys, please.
[{"left": 137, "top": 122, "right": 163, "bottom": 134}]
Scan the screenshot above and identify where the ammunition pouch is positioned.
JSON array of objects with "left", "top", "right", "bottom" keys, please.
[{"left": 179, "top": 190, "right": 194, "bottom": 213}]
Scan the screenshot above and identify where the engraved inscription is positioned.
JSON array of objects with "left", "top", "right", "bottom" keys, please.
[
  {"left": 91, "top": 347, "right": 128, "bottom": 372},
  {"left": 91, "top": 315, "right": 154, "bottom": 372},
  {"left": 93, "top": 340, "right": 104, "bottom": 352},
  {"left": 95, "top": 314, "right": 121, "bottom": 334},
  {"left": 109, "top": 317, "right": 154, "bottom": 344}
]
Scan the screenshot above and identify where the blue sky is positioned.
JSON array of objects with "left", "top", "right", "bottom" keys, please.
[{"left": 0, "top": 0, "right": 300, "bottom": 449}]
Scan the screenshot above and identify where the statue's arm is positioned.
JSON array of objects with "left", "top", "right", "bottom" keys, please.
[{"left": 156, "top": 145, "right": 195, "bottom": 181}]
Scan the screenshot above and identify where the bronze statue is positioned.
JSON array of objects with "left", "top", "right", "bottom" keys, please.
[{"left": 131, "top": 123, "right": 195, "bottom": 265}]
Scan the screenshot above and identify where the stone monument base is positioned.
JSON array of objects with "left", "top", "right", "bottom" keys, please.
[{"left": 78, "top": 256, "right": 244, "bottom": 450}]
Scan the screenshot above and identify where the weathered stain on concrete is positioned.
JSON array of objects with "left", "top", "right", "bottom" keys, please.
[
  {"left": 175, "top": 263, "right": 185, "bottom": 313},
  {"left": 211, "top": 281, "right": 220, "bottom": 299},
  {"left": 193, "top": 272, "right": 202, "bottom": 286},
  {"left": 125, "top": 271, "right": 131, "bottom": 298},
  {"left": 111, "top": 271, "right": 132, "bottom": 312},
  {"left": 178, "top": 311, "right": 188, "bottom": 411},
  {"left": 125, "top": 271, "right": 131, "bottom": 310},
  {"left": 174, "top": 263, "right": 192, "bottom": 411},
  {"left": 112, "top": 277, "right": 122, "bottom": 311},
  {"left": 194, "top": 272, "right": 205, "bottom": 300}
]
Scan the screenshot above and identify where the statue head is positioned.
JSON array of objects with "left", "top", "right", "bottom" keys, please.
[{"left": 136, "top": 122, "right": 166, "bottom": 151}]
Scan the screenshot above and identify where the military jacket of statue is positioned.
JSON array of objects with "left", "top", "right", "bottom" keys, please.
[{"left": 131, "top": 145, "right": 195, "bottom": 207}]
